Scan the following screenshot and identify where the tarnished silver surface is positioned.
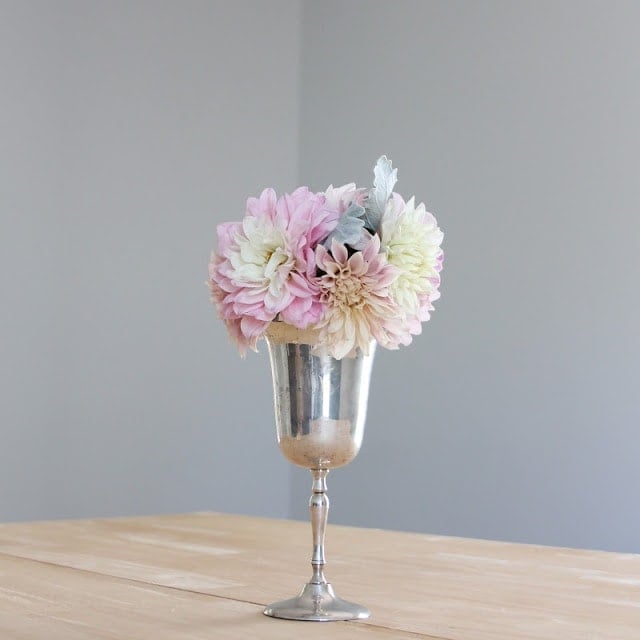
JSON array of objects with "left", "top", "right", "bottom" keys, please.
[
  {"left": 265, "top": 336, "right": 375, "bottom": 470},
  {"left": 263, "top": 580, "right": 370, "bottom": 622},
  {"left": 263, "top": 328, "right": 374, "bottom": 622}
]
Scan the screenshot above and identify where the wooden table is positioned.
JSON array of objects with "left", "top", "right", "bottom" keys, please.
[{"left": 0, "top": 512, "right": 638, "bottom": 639}]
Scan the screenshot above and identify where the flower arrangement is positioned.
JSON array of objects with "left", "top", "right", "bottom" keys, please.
[{"left": 208, "top": 157, "right": 443, "bottom": 359}]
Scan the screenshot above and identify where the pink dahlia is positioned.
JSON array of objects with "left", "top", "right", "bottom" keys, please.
[
  {"left": 209, "top": 187, "right": 339, "bottom": 354},
  {"left": 314, "top": 237, "right": 410, "bottom": 359},
  {"left": 324, "top": 183, "right": 367, "bottom": 213}
]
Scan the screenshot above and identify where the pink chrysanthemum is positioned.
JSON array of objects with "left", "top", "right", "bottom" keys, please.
[
  {"left": 209, "top": 187, "right": 339, "bottom": 354},
  {"left": 314, "top": 237, "right": 410, "bottom": 359},
  {"left": 324, "top": 183, "right": 367, "bottom": 213}
]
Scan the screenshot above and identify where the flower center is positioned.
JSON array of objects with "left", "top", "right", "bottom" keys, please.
[
  {"left": 264, "top": 245, "right": 289, "bottom": 273},
  {"left": 326, "top": 268, "right": 366, "bottom": 309}
]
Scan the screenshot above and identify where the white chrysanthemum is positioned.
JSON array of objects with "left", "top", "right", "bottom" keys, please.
[
  {"left": 380, "top": 196, "right": 444, "bottom": 329},
  {"left": 210, "top": 187, "right": 334, "bottom": 354},
  {"left": 228, "top": 214, "right": 295, "bottom": 312}
]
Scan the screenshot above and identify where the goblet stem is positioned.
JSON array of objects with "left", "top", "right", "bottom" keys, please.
[
  {"left": 309, "top": 468, "right": 329, "bottom": 584},
  {"left": 263, "top": 464, "right": 370, "bottom": 621}
]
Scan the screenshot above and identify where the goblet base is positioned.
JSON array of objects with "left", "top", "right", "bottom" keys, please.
[{"left": 263, "top": 582, "right": 370, "bottom": 622}]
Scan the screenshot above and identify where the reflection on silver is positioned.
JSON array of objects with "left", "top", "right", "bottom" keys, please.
[{"left": 263, "top": 326, "right": 374, "bottom": 622}]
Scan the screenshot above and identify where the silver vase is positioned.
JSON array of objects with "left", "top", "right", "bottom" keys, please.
[{"left": 263, "top": 323, "right": 375, "bottom": 622}]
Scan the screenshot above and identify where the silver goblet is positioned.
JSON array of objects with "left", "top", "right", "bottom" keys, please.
[{"left": 263, "top": 323, "right": 375, "bottom": 622}]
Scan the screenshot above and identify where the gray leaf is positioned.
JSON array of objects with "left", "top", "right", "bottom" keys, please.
[
  {"left": 323, "top": 203, "right": 366, "bottom": 248},
  {"left": 362, "top": 204, "right": 382, "bottom": 234},
  {"left": 342, "top": 202, "right": 366, "bottom": 220},
  {"left": 363, "top": 155, "right": 397, "bottom": 233}
]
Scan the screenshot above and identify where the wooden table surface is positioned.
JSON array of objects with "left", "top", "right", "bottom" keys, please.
[{"left": 0, "top": 512, "right": 638, "bottom": 639}]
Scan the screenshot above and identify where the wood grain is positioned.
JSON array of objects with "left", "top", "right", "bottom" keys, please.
[
  {"left": 0, "top": 554, "right": 436, "bottom": 639},
  {"left": 0, "top": 512, "right": 638, "bottom": 639}
]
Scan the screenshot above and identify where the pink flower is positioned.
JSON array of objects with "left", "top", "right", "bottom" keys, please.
[
  {"left": 314, "top": 237, "right": 410, "bottom": 359},
  {"left": 208, "top": 187, "right": 339, "bottom": 354},
  {"left": 324, "top": 183, "right": 367, "bottom": 213}
]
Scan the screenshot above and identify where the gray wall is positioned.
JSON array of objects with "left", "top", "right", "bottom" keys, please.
[
  {"left": 3, "top": 1, "right": 640, "bottom": 554},
  {"left": 1, "top": 1, "right": 300, "bottom": 521},
  {"left": 294, "top": 0, "right": 640, "bottom": 553}
]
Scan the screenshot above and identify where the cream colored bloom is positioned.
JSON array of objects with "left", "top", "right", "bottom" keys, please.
[
  {"left": 380, "top": 196, "right": 444, "bottom": 331},
  {"left": 315, "top": 237, "right": 406, "bottom": 359}
]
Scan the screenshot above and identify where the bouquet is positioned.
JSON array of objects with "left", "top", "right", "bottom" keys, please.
[{"left": 208, "top": 157, "right": 443, "bottom": 359}]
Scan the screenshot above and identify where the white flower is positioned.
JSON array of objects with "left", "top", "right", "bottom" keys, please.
[{"left": 380, "top": 195, "right": 444, "bottom": 332}]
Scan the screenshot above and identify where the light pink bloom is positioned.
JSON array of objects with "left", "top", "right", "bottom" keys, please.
[
  {"left": 314, "top": 237, "right": 410, "bottom": 359},
  {"left": 209, "top": 187, "right": 339, "bottom": 354},
  {"left": 324, "top": 183, "right": 367, "bottom": 213}
]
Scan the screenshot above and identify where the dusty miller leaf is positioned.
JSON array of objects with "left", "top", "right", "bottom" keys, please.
[
  {"left": 363, "top": 155, "right": 397, "bottom": 232},
  {"left": 323, "top": 203, "right": 366, "bottom": 248},
  {"left": 323, "top": 203, "right": 366, "bottom": 249}
]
